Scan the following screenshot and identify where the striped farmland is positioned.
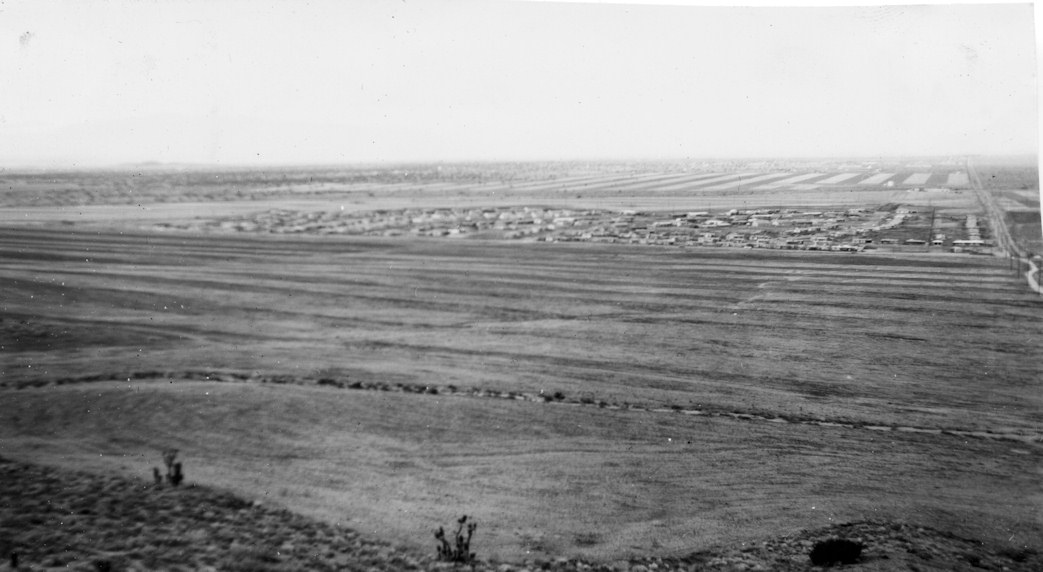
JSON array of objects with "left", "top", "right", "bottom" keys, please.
[
  {"left": 901, "top": 173, "right": 932, "bottom": 186},
  {"left": 697, "top": 172, "right": 793, "bottom": 192},
  {"left": 577, "top": 172, "right": 729, "bottom": 195},
  {"left": 753, "top": 173, "right": 827, "bottom": 190},
  {"left": 857, "top": 173, "right": 895, "bottom": 186},
  {"left": 815, "top": 173, "right": 861, "bottom": 185}
]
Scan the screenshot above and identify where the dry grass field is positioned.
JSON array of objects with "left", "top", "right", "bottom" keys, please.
[
  {"left": 1, "top": 160, "right": 1040, "bottom": 569},
  {"left": 2, "top": 222, "right": 1041, "bottom": 565}
]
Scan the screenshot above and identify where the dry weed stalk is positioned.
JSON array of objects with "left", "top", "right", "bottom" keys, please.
[
  {"left": 435, "top": 515, "right": 477, "bottom": 564},
  {"left": 155, "top": 449, "right": 184, "bottom": 487}
]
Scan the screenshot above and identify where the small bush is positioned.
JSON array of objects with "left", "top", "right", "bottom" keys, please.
[
  {"left": 809, "top": 537, "right": 864, "bottom": 566},
  {"left": 435, "top": 515, "right": 477, "bottom": 564},
  {"left": 160, "top": 449, "right": 184, "bottom": 487}
]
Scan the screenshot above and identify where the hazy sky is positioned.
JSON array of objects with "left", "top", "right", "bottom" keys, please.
[{"left": 1, "top": 1, "right": 1038, "bottom": 166}]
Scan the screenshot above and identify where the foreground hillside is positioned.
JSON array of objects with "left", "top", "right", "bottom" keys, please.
[
  {"left": 2, "top": 455, "right": 1039, "bottom": 571},
  {"left": 1, "top": 378, "right": 1039, "bottom": 564}
]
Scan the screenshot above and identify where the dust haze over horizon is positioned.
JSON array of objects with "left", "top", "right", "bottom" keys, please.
[{"left": 1, "top": 1, "right": 1038, "bottom": 168}]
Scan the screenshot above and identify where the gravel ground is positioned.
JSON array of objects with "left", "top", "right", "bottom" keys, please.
[{"left": 1, "top": 456, "right": 1039, "bottom": 572}]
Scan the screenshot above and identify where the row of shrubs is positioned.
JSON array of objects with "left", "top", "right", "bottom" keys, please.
[
  {"left": 13, "top": 368, "right": 1022, "bottom": 444},
  {"left": 13, "top": 367, "right": 795, "bottom": 421},
  {"left": 16, "top": 368, "right": 572, "bottom": 403},
  {"left": 8, "top": 368, "right": 856, "bottom": 427}
]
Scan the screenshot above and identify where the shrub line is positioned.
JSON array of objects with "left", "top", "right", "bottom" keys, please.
[{"left": 8, "top": 368, "right": 1041, "bottom": 445}]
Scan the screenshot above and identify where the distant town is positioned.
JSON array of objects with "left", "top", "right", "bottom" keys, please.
[{"left": 170, "top": 196, "right": 992, "bottom": 254}]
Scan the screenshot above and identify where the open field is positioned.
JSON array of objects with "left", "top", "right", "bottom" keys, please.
[
  {"left": 1006, "top": 211, "right": 1043, "bottom": 255},
  {"left": 900, "top": 173, "right": 932, "bottom": 186},
  {"left": 855, "top": 173, "right": 894, "bottom": 186},
  {"left": 1, "top": 158, "right": 1040, "bottom": 568},
  {"left": 2, "top": 222, "right": 1041, "bottom": 565},
  {"left": 2, "top": 382, "right": 1041, "bottom": 570}
]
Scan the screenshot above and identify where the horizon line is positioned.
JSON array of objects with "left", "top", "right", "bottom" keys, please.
[{"left": 1, "top": 153, "right": 1038, "bottom": 173}]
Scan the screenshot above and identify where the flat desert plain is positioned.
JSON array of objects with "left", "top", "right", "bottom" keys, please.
[{"left": 0, "top": 162, "right": 1041, "bottom": 570}]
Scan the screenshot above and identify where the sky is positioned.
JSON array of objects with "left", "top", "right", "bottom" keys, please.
[{"left": 0, "top": 1, "right": 1038, "bottom": 167}]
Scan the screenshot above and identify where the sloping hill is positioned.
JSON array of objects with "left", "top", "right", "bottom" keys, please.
[
  {"left": 1, "top": 379, "right": 1039, "bottom": 565},
  {"left": 2, "top": 456, "right": 1039, "bottom": 571}
]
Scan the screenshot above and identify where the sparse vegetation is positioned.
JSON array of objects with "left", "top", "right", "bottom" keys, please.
[
  {"left": 1, "top": 160, "right": 1040, "bottom": 567},
  {"left": 435, "top": 515, "right": 477, "bottom": 564},
  {"left": 159, "top": 449, "right": 184, "bottom": 487},
  {"left": 2, "top": 457, "right": 1040, "bottom": 571},
  {"left": 809, "top": 537, "right": 864, "bottom": 566}
]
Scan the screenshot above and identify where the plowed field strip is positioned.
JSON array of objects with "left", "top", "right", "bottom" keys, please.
[
  {"left": 947, "top": 172, "right": 971, "bottom": 186},
  {"left": 463, "top": 174, "right": 631, "bottom": 194},
  {"left": 902, "top": 173, "right": 932, "bottom": 186},
  {"left": 857, "top": 173, "right": 895, "bottom": 185},
  {"left": 621, "top": 172, "right": 759, "bottom": 193},
  {"left": 7, "top": 258, "right": 1023, "bottom": 307},
  {"left": 815, "top": 173, "right": 861, "bottom": 185},
  {"left": 641, "top": 171, "right": 755, "bottom": 190},
  {"left": 579, "top": 172, "right": 728, "bottom": 194},
  {"left": 688, "top": 172, "right": 791, "bottom": 192},
  {"left": 753, "top": 173, "right": 828, "bottom": 190}
]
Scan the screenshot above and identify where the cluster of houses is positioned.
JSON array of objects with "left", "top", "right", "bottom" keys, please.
[
  {"left": 180, "top": 204, "right": 989, "bottom": 254},
  {"left": 547, "top": 208, "right": 887, "bottom": 251},
  {"left": 951, "top": 215, "right": 985, "bottom": 251},
  {"left": 183, "top": 206, "right": 600, "bottom": 239}
]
